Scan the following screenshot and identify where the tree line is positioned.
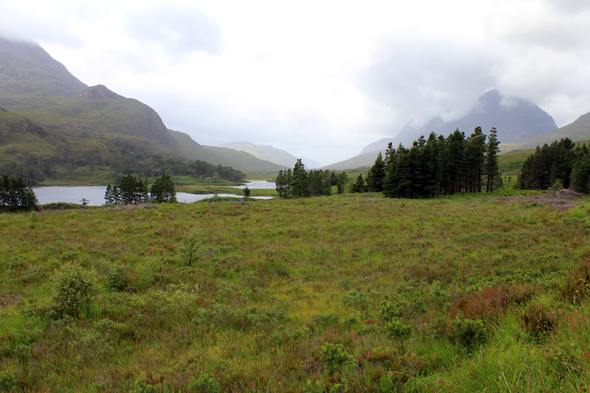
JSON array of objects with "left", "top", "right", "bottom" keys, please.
[
  {"left": 112, "top": 159, "right": 245, "bottom": 183},
  {"left": 105, "top": 174, "right": 177, "bottom": 205},
  {"left": 354, "top": 127, "right": 501, "bottom": 198},
  {"left": 516, "top": 138, "right": 590, "bottom": 192},
  {"left": 275, "top": 160, "right": 349, "bottom": 198},
  {"left": 0, "top": 174, "right": 38, "bottom": 207}
]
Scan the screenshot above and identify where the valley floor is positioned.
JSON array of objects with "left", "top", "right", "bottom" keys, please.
[{"left": 1, "top": 192, "right": 589, "bottom": 392}]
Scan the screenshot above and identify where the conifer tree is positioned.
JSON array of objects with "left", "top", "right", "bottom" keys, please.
[
  {"left": 352, "top": 173, "right": 367, "bottom": 193},
  {"left": 291, "top": 159, "right": 308, "bottom": 198},
  {"left": 367, "top": 153, "right": 386, "bottom": 192},
  {"left": 485, "top": 127, "right": 500, "bottom": 192}
]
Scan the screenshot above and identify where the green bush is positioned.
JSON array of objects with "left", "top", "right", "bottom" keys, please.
[
  {"left": 188, "top": 374, "right": 220, "bottom": 393},
  {"left": 106, "top": 265, "right": 128, "bottom": 291},
  {"left": 452, "top": 317, "right": 487, "bottom": 349},
  {"left": 341, "top": 290, "right": 368, "bottom": 311},
  {"left": 321, "top": 343, "right": 352, "bottom": 373},
  {"left": 180, "top": 227, "right": 203, "bottom": 266},
  {"left": 0, "top": 371, "right": 19, "bottom": 392},
  {"left": 379, "top": 295, "right": 409, "bottom": 322},
  {"left": 51, "top": 263, "right": 95, "bottom": 319},
  {"left": 386, "top": 319, "right": 412, "bottom": 342}
]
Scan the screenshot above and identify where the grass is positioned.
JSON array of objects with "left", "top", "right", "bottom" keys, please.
[{"left": 0, "top": 191, "right": 589, "bottom": 391}]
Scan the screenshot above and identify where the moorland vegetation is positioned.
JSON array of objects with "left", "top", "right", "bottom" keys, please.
[{"left": 0, "top": 187, "right": 590, "bottom": 391}]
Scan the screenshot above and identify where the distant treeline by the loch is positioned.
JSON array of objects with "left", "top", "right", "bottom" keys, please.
[{"left": 0, "top": 155, "right": 246, "bottom": 186}]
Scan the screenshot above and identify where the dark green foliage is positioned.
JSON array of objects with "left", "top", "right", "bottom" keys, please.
[
  {"left": 351, "top": 173, "right": 366, "bottom": 193},
  {"left": 336, "top": 172, "right": 348, "bottom": 194},
  {"left": 105, "top": 175, "right": 149, "bottom": 205},
  {"left": 0, "top": 174, "right": 37, "bottom": 208},
  {"left": 321, "top": 343, "right": 352, "bottom": 372},
  {"left": 382, "top": 128, "right": 502, "bottom": 198},
  {"left": 386, "top": 319, "right": 412, "bottom": 342},
  {"left": 291, "top": 159, "right": 309, "bottom": 198},
  {"left": 452, "top": 318, "right": 487, "bottom": 349},
  {"left": 106, "top": 265, "right": 129, "bottom": 291},
  {"left": 150, "top": 174, "right": 177, "bottom": 203},
  {"left": 516, "top": 138, "right": 577, "bottom": 190},
  {"left": 275, "top": 169, "right": 292, "bottom": 198},
  {"left": 188, "top": 374, "right": 220, "bottom": 393},
  {"left": 366, "top": 153, "right": 386, "bottom": 192},
  {"left": 243, "top": 187, "right": 250, "bottom": 199},
  {"left": 0, "top": 371, "right": 19, "bottom": 392}
]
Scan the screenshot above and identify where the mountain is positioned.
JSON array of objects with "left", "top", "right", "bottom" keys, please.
[
  {"left": 216, "top": 141, "right": 319, "bottom": 168},
  {"left": 327, "top": 90, "right": 558, "bottom": 170},
  {"left": 169, "top": 132, "right": 287, "bottom": 173},
  {"left": 0, "top": 37, "right": 284, "bottom": 181},
  {"left": 502, "top": 111, "right": 590, "bottom": 152},
  {"left": 0, "top": 38, "right": 86, "bottom": 98}
]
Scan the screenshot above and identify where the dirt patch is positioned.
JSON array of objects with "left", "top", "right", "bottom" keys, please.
[{"left": 487, "top": 189, "right": 583, "bottom": 210}]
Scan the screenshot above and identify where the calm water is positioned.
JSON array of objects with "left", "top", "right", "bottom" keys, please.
[
  {"left": 233, "top": 180, "right": 276, "bottom": 189},
  {"left": 33, "top": 185, "right": 272, "bottom": 207}
]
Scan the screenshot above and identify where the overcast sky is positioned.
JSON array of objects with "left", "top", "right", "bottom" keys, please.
[{"left": 1, "top": 0, "right": 590, "bottom": 165}]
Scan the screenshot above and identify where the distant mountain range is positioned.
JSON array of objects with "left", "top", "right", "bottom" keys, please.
[
  {"left": 217, "top": 141, "right": 320, "bottom": 169},
  {"left": 0, "top": 37, "right": 286, "bottom": 183},
  {"left": 325, "top": 90, "right": 560, "bottom": 170}
]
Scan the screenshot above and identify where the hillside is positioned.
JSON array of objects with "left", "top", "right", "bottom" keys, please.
[
  {"left": 0, "top": 37, "right": 284, "bottom": 181},
  {"left": 502, "top": 111, "right": 590, "bottom": 152}
]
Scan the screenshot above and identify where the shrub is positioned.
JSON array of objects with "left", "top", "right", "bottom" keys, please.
[
  {"left": 188, "top": 374, "right": 220, "bottom": 393},
  {"left": 522, "top": 300, "right": 556, "bottom": 337},
  {"left": 51, "top": 263, "right": 95, "bottom": 319},
  {"left": 0, "top": 371, "right": 19, "bottom": 392},
  {"left": 452, "top": 317, "right": 487, "bottom": 349},
  {"left": 106, "top": 265, "right": 129, "bottom": 291},
  {"left": 341, "top": 290, "right": 368, "bottom": 311},
  {"left": 386, "top": 319, "right": 412, "bottom": 342},
  {"left": 321, "top": 343, "right": 352, "bottom": 373},
  {"left": 180, "top": 227, "right": 203, "bottom": 266},
  {"left": 379, "top": 295, "right": 409, "bottom": 322}
]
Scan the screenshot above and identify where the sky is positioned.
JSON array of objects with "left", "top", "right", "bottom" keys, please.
[{"left": 1, "top": 0, "right": 590, "bottom": 166}]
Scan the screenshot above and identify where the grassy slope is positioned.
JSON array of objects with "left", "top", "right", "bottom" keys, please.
[
  {"left": 168, "top": 130, "right": 287, "bottom": 174},
  {"left": 1, "top": 193, "right": 589, "bottom": 391}
]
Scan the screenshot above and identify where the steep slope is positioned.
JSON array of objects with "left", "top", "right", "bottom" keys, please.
[
  {"left": 0, "top": 36, "right": 286, "bottom": 178},
  {"left": 0, "top": 38, "right": 87, "bottom": 98}
]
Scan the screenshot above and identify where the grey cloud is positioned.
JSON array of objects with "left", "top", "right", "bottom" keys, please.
[
  {"left": 358, "top": 35, "right": 496, "bottom": 132},
  {"left": 125, "top": 4, "right": 223, "bottom": 61},
  {"left": 0, "top": 3, "right": 84, "bottom": 48}
]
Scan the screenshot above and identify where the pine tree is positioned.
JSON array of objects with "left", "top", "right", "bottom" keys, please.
[
  {"left": 337, "top": 172, "right": 348, "bottom": 194},
  {"left": 352, "top": 173, "right": 367, "bottom": 193},
  {"left": 485, "top": 127, "right": 501, "bottom": 192},
  {"left": 291, "top": 159, "right": 308, "bottom": 198},
  {"left": 367, "top": 153, "right": 386, "bottom": 192},
  {"left": 150, "top": 174, "right": 177, "bottom": 203},
  {"left": 104, "top": 184, "right": 114, "bottom": 205}
]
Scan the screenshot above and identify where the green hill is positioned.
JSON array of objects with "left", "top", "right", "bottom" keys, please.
[{"left": 0, "top": 37, "right": 284, "bottom": 182}]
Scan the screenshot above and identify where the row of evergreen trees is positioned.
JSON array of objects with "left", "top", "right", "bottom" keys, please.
[
  {"left": 113, "top": 159, "right": 245, "bottom": 183},
  {"left": 105, "top": 174, "right": 177, "bottom": 204},
  {"left": 354, "top": 127, "right": 501, "bottom": 198},
  {"left": 0, "top": 174, "right": 38, "bottom": 207},
  {"left": 516, "top": 138, "right": 590, "bottom": 192},
  {"left": 275, "top": 160, "right": 349, "bottom": 198}
]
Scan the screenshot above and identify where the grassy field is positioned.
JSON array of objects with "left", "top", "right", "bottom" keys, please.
[{"left": 1, "top": 191, "right": 590, "bottom": 392}]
